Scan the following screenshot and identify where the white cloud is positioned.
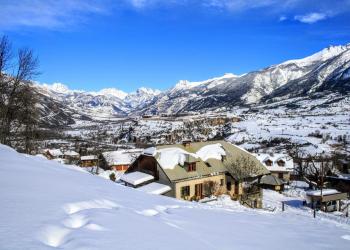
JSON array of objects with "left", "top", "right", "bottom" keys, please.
[
  {"left": 0, "top": 0, "right": 109, "bottom": 30},
  {"left": 279, "top": 16, "right": 287, "bottom": 21},
  {"left": 294, "top": 12, "right": 327, "bottom": 24}
]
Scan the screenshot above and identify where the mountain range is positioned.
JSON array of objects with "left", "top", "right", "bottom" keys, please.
[{"left": 34, "top": 43, "right": 350, "bottom": 126}]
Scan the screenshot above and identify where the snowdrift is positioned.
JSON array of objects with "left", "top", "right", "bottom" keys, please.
[{"left": 0, "top": 144, "right": 349, "bottom": 249}]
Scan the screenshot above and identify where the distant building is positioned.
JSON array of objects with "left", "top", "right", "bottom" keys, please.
[
  {"left": 43, "top": 149, "right": 64, "bottom": 160},
  {"left": 254, "top": 153, "right": 293, "bottom": 182},
  {"left": 63, "top": 150, "right": 80, "bottom": 164},
  {"left": 101, "top": 149, "right": 143, "bottom": 172},
  {"left": 259, "top": 175, "right": 285, "bottom": 192},
  {"left": 305, "top": 189, "right": 347, "bottom": 212},
  {"left": 125, "top": 140, "right": 269, "bottom": 208},
  {"left": 80, "top": 155, "right": 98, "bottom": 167}
]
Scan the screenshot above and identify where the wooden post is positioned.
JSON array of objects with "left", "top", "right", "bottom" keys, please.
[
  {"left": 313, "top": 208, "right": 316, "bottom": 218},
  {"left": 282, "top": 201, "right": 285, "bottom": 212}
]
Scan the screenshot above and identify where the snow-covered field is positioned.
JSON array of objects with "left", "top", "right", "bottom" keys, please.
[{"left": 1, "top": 144, "right": 350, "bottom": 249}]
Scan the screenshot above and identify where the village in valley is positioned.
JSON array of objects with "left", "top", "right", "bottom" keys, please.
[{"left": 38, "top": 109, "right": 350, "bottom": 219}]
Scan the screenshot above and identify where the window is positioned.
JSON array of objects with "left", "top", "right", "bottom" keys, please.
[
  {"left": 277, "top": 160, "right": 285, "bottom": 167},
  {"left": 220, "top": 179, "right": 224, "bottom": 186},
  {"left": 181, "top": 186, "right": 190, "bottom": 197},
  {"left": 278, "top": 173, "right": 284, "bottom": 179},
  {"left": 264, "top": 159, "right": 272, "bottom": 166},
  {"left": 186, "top": 162, "right": 196, "bottom": 172}
]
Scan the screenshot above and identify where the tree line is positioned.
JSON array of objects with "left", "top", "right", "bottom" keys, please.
[{"left": 0, "top": 35, "right": 39, "bottom": 153}]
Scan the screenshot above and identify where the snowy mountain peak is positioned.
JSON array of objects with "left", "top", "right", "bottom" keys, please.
[
  {"left": 95, "top": 88, "right": 128, "bottom": 100},
  {"left": 42, "top": 82, "right": 71, "bottom": 94},
  {"left": 174, "top": 73, "right": 239, "bottom": 90},
  {"left": 282, "top": 43, "right": 350, "bottom": 67},
  {"left": 136, "top": 87, "right": 161, "bottom": 96}
]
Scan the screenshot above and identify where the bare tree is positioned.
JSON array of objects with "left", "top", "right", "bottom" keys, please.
[
  {"left": 303, "top": 154, "right": 337, "bottom": 191},
  {"left": 224, "top": 154, "right": 262, "bottom": 182},
  {"left": 0, "top": 35, "right": 39, "bottom": 151}
]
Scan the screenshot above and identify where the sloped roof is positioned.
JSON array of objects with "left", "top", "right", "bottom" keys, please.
[
  {"left": 121, "top": 171, "right": 154, "bottom": 186},
  {"left": 46, "top": 149, "right": 63, "bottom": 157},
  {"left": 152, "top": 140, "right": 268, "bottom": 182},
  {"left": 102, "top": 149, "right": 142, "bottom": 166},
  {"left": 254, "top": 153, "right": 294, "bottom": 171},
  {"left": 81, "top": 155, "right": 98, "bottom": 161},
  {"left": 137, "top": 182, "right": 171, "bottom": 195},
  {"left": 260, "top": 175, "right": 284, "bottom": 186}
]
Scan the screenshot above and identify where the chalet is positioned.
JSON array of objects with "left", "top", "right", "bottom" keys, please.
[
  {"left": 306, "top": 189, "right": 348, "bottom": 212},
  {"left": 125, "top": 140, "right": 269, "bottom": 208},
  {"left": 101, "top": 149, "right": 143, "bottom": 172},
  {"left": 80, "top": 155, "right": 98, "bottom": 167},
  {"left": 43, "top": 149, "right": 64, "bottom": 160},
  {"left": 254, "top": 153, "right": 293, "bottom": 182},
  {"left": 63, "top": 150, "right": 80, "bottom": 164},
  {"left": 259, "top": 175, "right": 285, "bottom": 191}
]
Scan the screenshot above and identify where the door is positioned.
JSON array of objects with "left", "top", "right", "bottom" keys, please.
[
  {"left": 195, "top": 183, "right": 203, "bottom": 198},
  {"left": 234, "top": 181, "right": 239, "bottom": 194}
]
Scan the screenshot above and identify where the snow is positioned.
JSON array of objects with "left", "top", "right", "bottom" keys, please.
[
  {"left": 306, "top": 189, "right": 341, "bottom": 196},
  {"left": 137, "top": 182, "right": 172, "bottom": 195},
  {"left": 1, "top": 144, "right": 350, "bottom": 249},
  {"left": 46, "top": 149, "right": 63, "bottom": 157},
  {"left": 120, "top": 171, "right": 154, "bottom": 186},
  {"left": 93, "top": 88, "right": 128, "bottom": 100},
  {"left": 254, "top": 153, "right": 293, "bottom": 172},
  {"left": 282, "top": 44, "right": 350, "bottom": 67},
  {"left": 81, "top": 155, "right": 98, "bottom": 161},
  {"left": 102, "top": 149, "right": 142, "bottom": 166},
  {"left": 155, "top": 143, "right": 226, "bottom": 169},
  {"left": 98, "top": 169, "right": 124, "bottom": 181},
  {"left": 64, "top": 150, "right": 79, "bottom": 157},
  {"left": 196, "top": 143, "right": 226, "bottom": 162},
  {"left": 157, "top": 147, "right": 198, "bottom": 169}
]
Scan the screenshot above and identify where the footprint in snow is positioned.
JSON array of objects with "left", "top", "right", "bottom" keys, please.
[
  {"left": 38, "top": 225, "right": 71, "bottom": 248},
  {"left": 63, "top": 214, "right": 89, "bottom": 229},
  {"left": 63, "top": 199, "right": 120, "bottom": 215},
  {"left": 341, "top": 235, "right": 350, "bottom": 241},
  {"left": 136, "top": 209, "right": 159, "bottom": 217}
]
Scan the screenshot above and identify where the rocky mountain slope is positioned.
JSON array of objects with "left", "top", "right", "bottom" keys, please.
[
  {"left": 144, "top": 44, "right": 350, "bottom": 114},
  {"left": 34, "top": 43, "right": 350, "bottom": 125}
]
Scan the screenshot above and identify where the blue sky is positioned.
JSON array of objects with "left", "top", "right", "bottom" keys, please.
[{"left": 1, "top": 0, "right": 350, "bottom": 92}]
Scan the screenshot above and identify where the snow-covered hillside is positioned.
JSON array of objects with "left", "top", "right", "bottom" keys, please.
[
  {"left": 1, "top": 144, "right": 350, "bottom": 249},
  {"left": 144, "top": 43, "right": 350, "bottom": 114}
]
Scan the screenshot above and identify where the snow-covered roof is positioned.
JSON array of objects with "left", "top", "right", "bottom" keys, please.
[
  {"left": 152, "top": 143, "right": 226, "bottom": 170},
  {"left": 121, "top": 171, "right": 154, "bottom": 186},
  {"left": 64, "top": 150, "right": 79, "bottom": 157},
  {"left": 46, "top": 149, "right": 63, "bottom": 157},
  {"left": 102, "top": 149, "right": 142, "bottom": 166},
  {"left": 81, "top": 155, "right": 98, "bottom": 161},
  {"left": 137, "top": 182, "right": 171, "bottom": 195},
  {"left": 254, "top": 153, "right": 293, "bottom": 172},
  {"left": 306, "top": 189, "right": 340, "bottom": 196}
]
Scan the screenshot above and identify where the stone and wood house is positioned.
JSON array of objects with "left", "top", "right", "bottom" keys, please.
[{"left": 124, "top": 140, "right": 269, "bottom": 208}]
